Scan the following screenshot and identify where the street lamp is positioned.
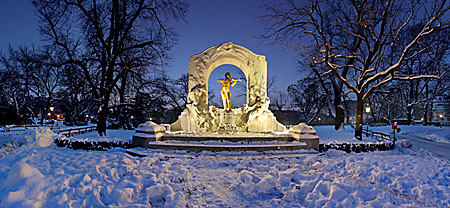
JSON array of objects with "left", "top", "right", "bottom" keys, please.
[
  {"left": 365, "top": 105, "right": 371, "bottom": 136},
  {"left": 48, "top": 106, "right": 54, "bottom": 120}
]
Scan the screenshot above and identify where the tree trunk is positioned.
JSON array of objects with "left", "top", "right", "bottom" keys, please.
[
  {"left": 406, "top": 105, "right": 412, "bottom": 125},
  {"left": 97, "top": 104, "right": 108, "bottom": 136},
  {"left": 335, "top": 103, "right": 344, "bottom": 130},
  {"left": 97, "top": 94, "right": 110, "bottom": 136},
  {"left": 334, "top": 87, "right": 345, "bottom": 130},
  {"left": 424, "top": 83, "right": 429, "bottom": 125},
  {"left": 354, "top": 95, "right": 364, "bottom": 140},
  {"left": 430, "top": 102, "right": 434, "bottom": 123},
  {"left": 118, "top": 69, "right": 128, "bottom": 128}
]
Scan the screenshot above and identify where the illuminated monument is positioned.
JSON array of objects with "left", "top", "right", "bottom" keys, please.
[
  {"left": 170, "top": 41, "right": 285, "bottom": 133},
  {"left": 132, "top": 42, "right": 319, "bottom": 151}
]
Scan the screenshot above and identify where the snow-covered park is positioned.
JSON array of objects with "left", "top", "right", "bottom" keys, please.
[{"left": 0, "top": 125, "right": 449, "bottom": 207}]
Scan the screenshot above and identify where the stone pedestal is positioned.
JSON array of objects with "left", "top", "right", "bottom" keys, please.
[
  {"left": 132, "top": 121, "right": 166, "bottom": 148},
  {"left": 218, "top": 111, "right": 237, "bottom": 132},
  {"left": 288, "top": 123, "right": 319, "bottom": 150}
]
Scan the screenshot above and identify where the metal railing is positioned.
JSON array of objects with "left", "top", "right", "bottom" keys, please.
[
  {"left": 2, "top": 125, "right": 52, "bottom": 132},
  {"left": 362, "top": 129, "right": 391, "bottom": 142},
  {"left": 58, "top": 126, "right": 97, "bottom": 137}
]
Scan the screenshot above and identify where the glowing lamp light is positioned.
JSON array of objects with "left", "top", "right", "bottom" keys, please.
[
  {"left": 440, "top": 114, "right": 443, "bottom": 118},
  {"left": 47, "top": 113, "right": 51, "bottom": 116},
  {"left": 421, "top": 118, "right": 424, "bottom": 121},
  {"left": 85, "top": 114, "right": 89, "bottom": 118},
  {"left": 49, "top": 106, "right": 54, "bottom": 111},
  {"left": 365, "top": 106, "right": 371, "bottom": 113},
  {"left": 131, "top": 116, "right": 134, "bottom": 119}
]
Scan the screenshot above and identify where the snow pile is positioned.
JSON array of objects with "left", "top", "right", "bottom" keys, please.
[
  {"left": 1, "top": 162, "right": 46, "bottom": 207},
  {"left": 422, "top": 134, "right": 450, "bottom": 144},
  {"left": 137, "top": 121, "right": 166, "bottom": 133},
  {"left": 11, "top": 128, "right": 59, "bottom": 148}
]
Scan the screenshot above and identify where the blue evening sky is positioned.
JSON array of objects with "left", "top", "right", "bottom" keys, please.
[{"left": 0, "top": 0, "right": 302, "bottom": 107}]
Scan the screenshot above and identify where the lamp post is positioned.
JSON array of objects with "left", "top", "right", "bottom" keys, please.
[
  {"left": 365, "top": 105, "right": 371, "bottom": 136},
  {"left": 49, "top": 106, "right": 54, "bottom": 120}
]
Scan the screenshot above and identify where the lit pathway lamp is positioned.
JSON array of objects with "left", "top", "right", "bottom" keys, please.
[{"left": 365, "top": 105, "right": 371, "bottom": 136}]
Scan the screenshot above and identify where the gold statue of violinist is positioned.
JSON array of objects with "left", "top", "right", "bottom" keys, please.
[{"left": 217, "top": 72, "right": 241, "bottom": 111}]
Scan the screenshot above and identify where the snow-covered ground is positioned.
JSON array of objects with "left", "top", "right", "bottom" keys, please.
[
  {"left": 67, "top": 129, "right": 135, "bottom": 143},
  {"left": 315, "top": 125, "right": 379, "bottom": 143},
  {"left": 0, "top": 126, "right": 449, "bottom": 207},
  {"left": 371, "top": 125, "right": 450, "bottom": 144}
]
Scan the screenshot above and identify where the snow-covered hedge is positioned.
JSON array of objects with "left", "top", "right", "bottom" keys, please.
[
  {"left": 54, "top": 138, "right": 131, "bottom": 151},
  {"left": 320, "top": 142, "right": 394, "bottom": 153}
]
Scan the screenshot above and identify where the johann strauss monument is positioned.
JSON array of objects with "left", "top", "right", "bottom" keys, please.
[
  {"left": 132, "top": 42, "right": 319, "bottom": 151},
  {"left": 170, "top": 41, "right": 285, "bottom": 133}
]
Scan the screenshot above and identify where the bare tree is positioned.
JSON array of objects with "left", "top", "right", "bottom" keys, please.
[
  {"left": 288, "top": 77, "right": 327, "bottom": 125},
  {"left": 269, "top": 91, "right": 290, "bottom": 124},
  {"left": 0, "top": 46, "right": 34, "bottom": 121},
  {"left": 132, "top": 72, "right": 187, "bottom": 123},
  {"left": 57, "top": 63, "right": 95, "bottom": 125},
  {"left": 394, "top": 25, "right": 450, "bottom": 124},
  {"left": 260, "top": 0, "right": 449, "bottom": 139},
  {"left": 0, "top": 46, "right": 62, "bottom": 124},
  {"left": 33, "top": 0, "right": 188, "bottom": 135}
]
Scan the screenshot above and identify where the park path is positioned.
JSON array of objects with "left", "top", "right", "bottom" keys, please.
[{"left": 397, "top": 134, "right": 450, "bottom": 160}]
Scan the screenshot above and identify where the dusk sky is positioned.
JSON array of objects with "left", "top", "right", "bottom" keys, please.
[{"left": 0, "top": 0, "right": 301, "bottom": 106}]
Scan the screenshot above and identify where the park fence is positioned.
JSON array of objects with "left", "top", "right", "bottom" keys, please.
[{"left": 58, "top": 126, "right": 97, "bottom": 137}]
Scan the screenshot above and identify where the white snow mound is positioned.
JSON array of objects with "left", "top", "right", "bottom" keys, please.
[
  {"left": 1, "top": 162, "right": 46, "bottom": 207},
  {"left": 12, "top": 128, "right": 59, "bottom": 148},
  {"left": 137, "top": 121, "right": 166, "bottom": 134}
]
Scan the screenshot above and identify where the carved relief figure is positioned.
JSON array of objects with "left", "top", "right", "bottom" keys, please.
[{"left": 217, "top": 72, "right": 241, "bottom": 111}]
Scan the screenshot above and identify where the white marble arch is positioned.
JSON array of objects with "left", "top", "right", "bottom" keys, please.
[
  {"left": 170, "top": 42, "right": 285, "bottom": 133},
  {"left": 188, "top": 41, "right": 267, "bottom": 110}
]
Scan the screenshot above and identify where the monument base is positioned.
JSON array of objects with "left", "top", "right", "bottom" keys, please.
[
  {"left": 218, "top": 111, "right": 238, "bottom": 133},
  {"left": 132, "top": 122, "right": 320, "bottom": 152},
  {"left": 131, "top": 132, "right": 319, "bottom": 151}
]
